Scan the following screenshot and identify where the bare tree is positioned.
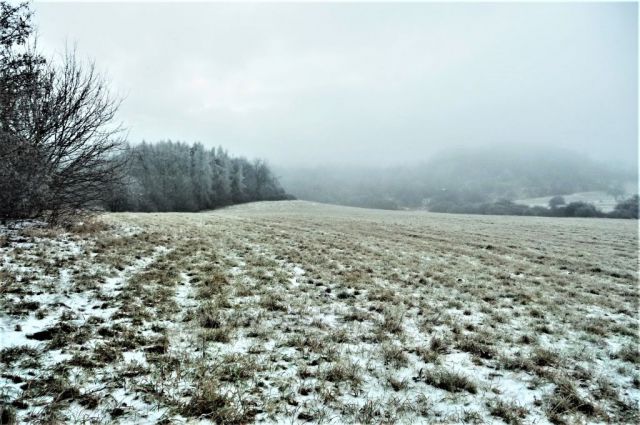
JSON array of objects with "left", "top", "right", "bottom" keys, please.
[
  {"left": 29, "top": 52, "right": 126, "bottom": 222},
  {"left": 1, "top": 2, "right": 125, "bottom": 223}
]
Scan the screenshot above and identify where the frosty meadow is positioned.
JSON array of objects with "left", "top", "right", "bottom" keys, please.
[
  {"left": 1, "top": 201, "right": 638, "bottom": 423},
  {"left": 1, "top": 1, "right": 639, "bottom": 424}
]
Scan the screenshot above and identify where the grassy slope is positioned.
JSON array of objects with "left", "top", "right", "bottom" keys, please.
[{"left": 1, "top": 201, "right": 638, "bottom": 424}]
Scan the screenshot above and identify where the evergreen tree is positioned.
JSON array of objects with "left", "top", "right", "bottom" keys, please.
[{"left": 104, "top": 141, "right": 290, "bottom": 212}]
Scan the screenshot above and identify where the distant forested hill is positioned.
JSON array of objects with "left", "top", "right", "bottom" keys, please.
[{"left": 277, "top": 147, "right": 637, "bottom": 210}]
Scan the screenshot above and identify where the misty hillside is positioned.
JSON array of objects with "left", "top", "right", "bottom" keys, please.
[{"left": 278, "top": 147, "right": 637, "bottom": 210}]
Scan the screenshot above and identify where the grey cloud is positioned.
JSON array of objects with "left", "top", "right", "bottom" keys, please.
[{"left": 34, "top": 2, "right": 637, "bottom": 167}]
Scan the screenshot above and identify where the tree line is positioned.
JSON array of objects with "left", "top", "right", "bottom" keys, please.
[
  {"left": 105, "top": 141, "right": 290, "bottom": 212},
  {"left": 428, "top": 194, "right": 639, "bottom": 219},
  {"left": 0, "top": 2, "right": 288, "bottom": 223}
]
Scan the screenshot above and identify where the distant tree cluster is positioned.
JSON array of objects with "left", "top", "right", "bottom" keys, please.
[
  {"left": 105, "top": 141, "right": 291, "bottom": 212},
  {"left": 608, "top": 195, "right": 640, "bottom": 219},
  {"left": 428, "top": 195, "right": 639, "bottom": 219}
]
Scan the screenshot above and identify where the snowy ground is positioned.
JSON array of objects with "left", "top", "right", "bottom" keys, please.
[{"left": 0, "top": 201, "right": 638, "bottom": 424}]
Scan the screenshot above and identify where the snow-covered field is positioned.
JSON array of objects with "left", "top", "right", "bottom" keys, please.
[{"left": 1, "top": 201, "right": 638, "bottom": 424}]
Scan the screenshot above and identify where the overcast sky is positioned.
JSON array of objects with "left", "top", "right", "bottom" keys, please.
[{"left": 33, "top": 1, "right": 637, "bottom": 167}]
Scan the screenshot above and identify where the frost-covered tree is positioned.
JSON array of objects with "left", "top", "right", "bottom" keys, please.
[
  {"left": 106, "top": 141, "right": 289, "bottom": 212},
  {"left": 230, "top": 160, "right": 247, "bottom": 203},
  {"left": 190, "top": 143, "right": 212, "bottom": 209}
]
